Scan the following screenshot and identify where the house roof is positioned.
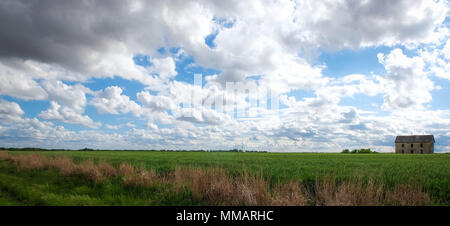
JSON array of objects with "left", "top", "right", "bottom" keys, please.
[{"left": 395, "top": 135, "right": 435, "bottom": 143}]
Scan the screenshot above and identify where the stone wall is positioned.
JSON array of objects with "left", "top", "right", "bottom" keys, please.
[{"left": 395, "top": 143, "right": 434, "bottom": 154}]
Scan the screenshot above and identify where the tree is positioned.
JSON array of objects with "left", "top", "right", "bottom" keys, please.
[
  {"left": 344, "top": 148, "right": 377, "bottom": 154},
  {"left": 358, "top": 148, "right": 372, "bottom": 154}
]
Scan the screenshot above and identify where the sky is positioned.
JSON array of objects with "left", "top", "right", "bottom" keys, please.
[{"left": 0, "top": 0, "right": 449, "bottom": 152}]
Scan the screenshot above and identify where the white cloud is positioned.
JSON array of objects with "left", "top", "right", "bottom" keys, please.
[
  {"left": 420, "top": 39, "right": 450, "bottom": 80},
  {"left": 146, "top": 122, "right": 159, "bottom": 131},
  {"left": 38, "top": 81, "right": 99, "bottom": 128},
  {"left": 149, "top": 57, "right": 177, "bottom": 81},
  {"left": 105, "top": 122, "right": 136, "bottom": 130},
  {"left": 290, "top": 0, "right": 448, "bottom": 50},
  {"left": 378, "top": 48, "right": 434, "bottom": 110},
  {"left": 137, "top": 91, "right": 176, "bottom": 112},
  {"left": 339, "top": 108, "right": 360, "bottom": 124},
  {"left": 0, "top": 0, "right": 449, "bottom": 151},
  {"left": 0, "top": 0, "right": 215, "bottom": 85},
  {"left": 0, "top": 61, "right": 48, "bottom": 100},
  {"left": 186, "top": 0, "right": 448, "bottom": 92},
  {"left": 444, "top": 39, "right": 450, "bottom": 60},
  {"left": 174, "top": 107, "right": 231, "bottom": 125},
  {"left": 91, "top": 86, "right": 141, "bottom": 115},
  {"left": 4, "top": 0, "right": 444, "bottom": 95},
  {"left": 41, "top": 80, "right": 89, "bottom": 112},
  {"left": 0, "top": 99, "right": 24, "bottom": 121},
  {"left": 105, "top": 124, "right": 120, "bottom": 130},
  {"left": 39, "top": 101, "right": 100, "bottom": 128}
]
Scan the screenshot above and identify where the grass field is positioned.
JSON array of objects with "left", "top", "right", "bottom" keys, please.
[{"left": 0, "top": 150, "right": 449, "bottom": 206}]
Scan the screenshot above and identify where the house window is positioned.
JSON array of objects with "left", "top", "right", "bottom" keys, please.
[
  {"left": 421, "top": 149, "right": 423, "bottom": 154},
  {"left": 420, "top": 144, "right": 423, "bottom": 147},
  {"left": 411, "top": 150, "right": 414, "bottom": 154},
  {"left": 411, "top": 144, "right": 414, "bottom": 148},
  {"left": 402, "top": 144, "right": 405, "bottom": 147}
]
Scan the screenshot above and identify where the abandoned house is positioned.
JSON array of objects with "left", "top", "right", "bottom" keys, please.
[{"left": 394, "top": 135, "right": 435, "bottom": 154}]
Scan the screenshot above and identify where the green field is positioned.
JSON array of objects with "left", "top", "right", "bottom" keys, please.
[{"left": 0, "top": 150, "right": 449, "bottom": 206}]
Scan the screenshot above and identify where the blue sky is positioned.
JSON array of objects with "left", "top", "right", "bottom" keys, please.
[{"left": 0, "top": 0, "right": 449, "bottom": 152}]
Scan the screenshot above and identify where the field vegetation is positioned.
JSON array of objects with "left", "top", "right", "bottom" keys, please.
[
  {"left": 0, "top": 149, "right": 448, "bottom": 206},
  {"left": 341, "top": 148, "right": 378, "bottom": 153}
]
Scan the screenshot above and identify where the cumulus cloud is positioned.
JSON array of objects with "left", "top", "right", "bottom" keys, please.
[
  {"left": 444, "top": 39, "right": 450, "bottom": 59},
  {"left": 39, "top": 101, "right": 100, "bottom": 128},
  {"left": 91, "top": 86, "right": 141, "bottom": 115},
  {"left": 0, "top": 0, "right": 449, "bottom": 151},
  {"left": 420, "top": 39, "right": 450, "bottom": 80},
  {"left": 41, "top": 81, "right": 89, "bottom": 112},
  {"left": 188, "top": 0, "right": 448, "bottom": 90},
  {"left": 339, "top": 108, "right": 360, "bottom": 124},
  {"left": 149, "top": 57, "right": 177, "bottom": 81},
  {"left": 0, "top": 61, "right": 48, "bottom": 100},
  {"left": 137, "top": 91, "right": 176, "bottom": 112},
  {"left": 37, "top": 81, "right": 99, "bottom": 128},
  {"left": 291, "top": 0, "right": 448, "bottom": 50},
  {"left": 1, "top": 0, "right": 445, "bottom": 88},
  {"left": 105, "top": 122, "right": 135, "bottom": 130},
  {"left": 0, "top": 99, "right": 24, "bottom": 121},
  {"left": 378, "top": 48, "right": 434, "bottom": 110},
  {"left": 0, "top": 0, "right": 213, "bottom": 84},
  {"left": 174, "top": 107, "right": 231, "bottom": 125}
]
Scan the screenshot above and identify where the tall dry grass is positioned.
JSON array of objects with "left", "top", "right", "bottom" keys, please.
[
  {"left": 2, "top": 153, "right": 106, "bottom": 183},
  {"left": 271, "top": 181, "right": 308, "bottom": 206},
  {"left": 234, "top": 171, "right": 270, "bottom": 205},
  {"left": 0, "top": 151, "right": 9, "bottom": 160},
  {"left": 10, "top": 154, "right": 51, "bottom": 170},
  {"left": 314, "top": 177, "right": 430, "bottom": 206},
  {"left": 174, "top": 167, "right": 235, "bottom": 205},
  {"left": 0, "top": 152, "right": 432, "bottom": 206},
  {"left": 49, "top": 156, "right": 77, "bottom": 175},
  {"left": 385, "top": 184, "right": 431, "bottom": 206},
  {"left": 118, "top": 163, "right": 158, "bottom": 187},
  {"left": 314, "top": 177, "right": 384, "bottom": 206},
  {"left": 173, "top": 167, "right": 303, "bottom": 206},
  {"left": 76, "top": 159, "right": 104, "bottom": 183},
  {"left": 98, "top": 160, "right": 117, "bottom": 177}
]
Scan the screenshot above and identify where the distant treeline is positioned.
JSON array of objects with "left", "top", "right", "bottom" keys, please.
[
  {"left": 341, "top": 148, "right": 378, "bottom": 154},
  {"left": 0, "top": 147, "right": 267, "bottom": 153}
]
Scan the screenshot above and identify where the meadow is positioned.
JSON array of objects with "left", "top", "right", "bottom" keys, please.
[{"left": 0, "top": 150, "right": 449, "bottom": 206}]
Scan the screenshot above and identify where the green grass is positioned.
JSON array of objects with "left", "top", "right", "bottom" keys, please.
[
  {"left": 1, "top": 150, "right": 449, "bottom": 205},
  {"left": 0, "top": 160, "right": 195, "bottom": 206}
]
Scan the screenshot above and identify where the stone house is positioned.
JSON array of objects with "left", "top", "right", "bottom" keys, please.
[{"left": 394, "top": 135, "right": 434, "bottom": 154}]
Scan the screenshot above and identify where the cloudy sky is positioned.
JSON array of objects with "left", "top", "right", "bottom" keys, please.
[{"left": 0, "top": 0, "right": 449, "bottom": 152}]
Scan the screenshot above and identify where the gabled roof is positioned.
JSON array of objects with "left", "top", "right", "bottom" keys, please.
[{"left": 395, "top": 135, "right": 434, "bottom": 143}]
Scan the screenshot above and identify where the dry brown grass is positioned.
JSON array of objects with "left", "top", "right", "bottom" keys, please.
[
  {"left": 118, "top": 163, "right": 135, "bottom": 176},
  {"left": 234, "top": 172, "right": 270, "bottom": 205},
  {"left": 98, "top": 160, "right": 117, "bottom": 177},
  {"left": 0, "top": 152, "right": 433, "bottom": 206},
  {"left": 75, "top": 159, "right": 104, "bottom": 182},
  {"left": 118, "top": 163, "right": 158, "bottom": 187},
  {"left": 49, "top": 156, "right": 77, "bottom": 176},
  {"left": 7, "top": 154, "right": 106, "bottom": 183},
  {"left": 10, "top": 154, "right": 50, "bottom": 170},
  {"left": 0, "top": 151, "right": 9, "bottom": 160},
  {"left": 271, "top": 181, "right": 308, "bottom": 206},
  {"left": 385, "top": 184, "right": 431, "bottom": 206},
  {"left": 314, "top": 178, "right": 384, "bottom": 206},
  {"left": 131, "top": 167, "right": 158, "bottom": 187},
  {"left": 174, "top": 167, "right": 235, "bottom": 205},
  {"left": 314, "top": 177, "right": 430, "bottom": 206},
  {"left": 173, "top": 167, "right": 273, "bottom": 205}
]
